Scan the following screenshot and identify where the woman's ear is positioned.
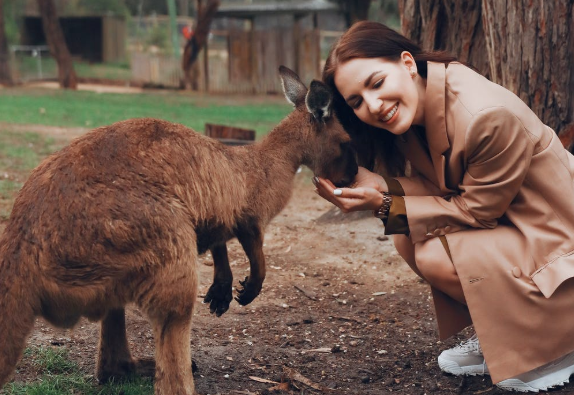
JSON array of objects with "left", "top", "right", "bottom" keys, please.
[{"left": 400, "top": 51, "right": 416, "bottom": 70}]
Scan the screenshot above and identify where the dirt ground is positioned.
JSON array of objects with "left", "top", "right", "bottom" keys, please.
[{"left": 2, "top": 125, "right": 573, "bottom": 394}]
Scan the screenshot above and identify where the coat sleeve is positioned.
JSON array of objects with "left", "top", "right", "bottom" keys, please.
[{"left": 391, "top": 106, "right": 534, "bottom": 243}]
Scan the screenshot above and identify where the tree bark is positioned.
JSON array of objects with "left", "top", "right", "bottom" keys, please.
[
  {"left": 399, "top": 0, "right": 574, "bottom": 146},
  {"left": 398, "top": 0, "right": 489, "bottom": 77},
  {"left": 37, "top": 0, "right": 77, "bottom": 89},
  {"left": 181, "top": 0, "right": 220, "bottom": 90},
  {"left": 0, "top": 0, "right": 13, "bottom": 86},
  {"left": 482, "top": 0, "right": 574, "bottom": 137}
]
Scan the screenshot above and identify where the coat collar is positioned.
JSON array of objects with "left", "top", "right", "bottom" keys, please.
[
  {"left": 424, "top": 61, "right": 450, "bottom": 155},
  {"left": 395, "top": 62, "right": 453, "bottom": 193}
]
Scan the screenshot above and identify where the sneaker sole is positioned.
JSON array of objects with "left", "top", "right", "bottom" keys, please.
[
  {"left": 496, "top": 365, "right": 574, "bottom": 392},
  {"left": 438, "top": 354, "right": 489, "bottom": 376}
]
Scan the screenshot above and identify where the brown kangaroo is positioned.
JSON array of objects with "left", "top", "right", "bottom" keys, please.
[{"left": 0, "top": 66, "right": 358, "bottom": 395}]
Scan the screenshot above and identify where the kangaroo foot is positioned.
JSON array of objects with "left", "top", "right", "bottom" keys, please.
[
  {"left": 204, "top": 280, "right": 233, "bottom": 316},
  {"left": 235, "top": 276, "right": 263, "bottom": 306},
  {"left": 134, "top": 357, "right": 198, "bottom": 378},
  {"left": 97, "top": 357, "right": 137, "bottom": 384}
]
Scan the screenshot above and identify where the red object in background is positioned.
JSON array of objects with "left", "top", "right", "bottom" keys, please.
[{"left": 182, "top": 26, "right": 194, "bottom": 40}]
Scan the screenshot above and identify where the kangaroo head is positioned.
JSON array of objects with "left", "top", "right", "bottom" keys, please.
[{"left": 279, "top": 66, "right": 358, "bottom": 187}]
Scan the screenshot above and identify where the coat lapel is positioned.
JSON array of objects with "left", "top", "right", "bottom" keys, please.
[
  {"left": 424, "top": 62, "right": 452, "bottom": 193},
  {"left": 395, "top": 128, "right": 438, "bottom": 185}
]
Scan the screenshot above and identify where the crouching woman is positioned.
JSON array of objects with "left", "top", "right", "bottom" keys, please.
[{"left": 314, "top": 20, "right": 574, "bottom": 392}]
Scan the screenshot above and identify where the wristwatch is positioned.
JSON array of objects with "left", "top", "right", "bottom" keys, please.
[{"left": 374, "top": 192, "right": 393, "bottom": 219}]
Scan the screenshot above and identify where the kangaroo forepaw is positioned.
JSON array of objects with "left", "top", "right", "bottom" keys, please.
[
  {"left": 203, "top": 280, "right": 233, "bottom": 317},
  {"left": 234, "top": 276, "right": 262, "bottom": 306}
]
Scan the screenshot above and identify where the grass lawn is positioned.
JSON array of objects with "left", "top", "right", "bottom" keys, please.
[
  {"left": 0, "top": 87, "right": 291, "bottom": 138},
  {"left": 3, "top": 346, "right": 153, "bottom": 395}
]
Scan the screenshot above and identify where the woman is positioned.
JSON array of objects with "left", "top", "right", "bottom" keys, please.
[{"left": 314, "top": 21, "right": 574, "bottom": 392}]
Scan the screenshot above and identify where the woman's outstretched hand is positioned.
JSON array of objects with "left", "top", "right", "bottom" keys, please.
[{"left": 313, "top": 167, "right": 389, "bottom": 213}]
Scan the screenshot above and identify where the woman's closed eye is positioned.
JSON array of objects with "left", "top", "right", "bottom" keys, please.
[
  {"left": 349, "top": 97, "right": 363, "bottom": 109},
  {"left": 372, "top": 78, "right": 384, "bottom": 89}
]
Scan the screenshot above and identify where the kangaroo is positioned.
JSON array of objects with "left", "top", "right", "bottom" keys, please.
[{"left": 0, "top": 66, "right": 358, "bottom": 395}]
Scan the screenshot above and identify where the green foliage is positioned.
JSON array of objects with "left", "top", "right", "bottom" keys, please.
[
  {"left": 3, "top": 0, "right": 26, "bottom": 45},
  {"left": 0, "top": 89, "right": 291, "bottom": 138},
  {"left": 63, "top": 0, "right": 130, "bottom": 17},
  {"left": 144, "top": 23, "right": 172, "bottom": 52},
  {"left": 369, "top": 0, "right": 401, "bottom": 30}
]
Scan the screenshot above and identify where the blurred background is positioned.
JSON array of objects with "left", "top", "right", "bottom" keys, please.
[{"left": 2, "top": 0, "right": 399, "bottom": 93}]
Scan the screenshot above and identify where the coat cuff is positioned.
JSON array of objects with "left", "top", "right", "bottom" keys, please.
[
  {"left": 383, "top": 177, "right": 405, "bottom": 196},
  {"left": 383, "top": 195, "right": 410, "bottom": 235}
]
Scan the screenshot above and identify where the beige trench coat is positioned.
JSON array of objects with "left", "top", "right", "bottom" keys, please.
[{"left": 384, "top": 61, "right": 574, "bottom": 383}]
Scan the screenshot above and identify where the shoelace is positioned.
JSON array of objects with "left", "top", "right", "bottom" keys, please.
[{"left": 455, "top": 334, "right": 482, "bottom": 354}]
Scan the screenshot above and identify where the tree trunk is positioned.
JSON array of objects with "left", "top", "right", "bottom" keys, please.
[
  {"left": 37, "top": 0, "right": 77, "bottom": 89},
  {"left": 398, "top": 0, "right": 574, "bottom": 147},
  {"left": 398, "top": 0, "right": 489, "bottom": 77},
  {"left": 482, "top": 0, "right": 574, "bottom": 139},
  {"left": 181, "top": 0, "right": 220, "bottom": 90},
  {"left": 0, "top": 0, "right": 13, "bottom": 86}
]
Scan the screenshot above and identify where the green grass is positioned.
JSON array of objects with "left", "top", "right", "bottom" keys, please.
[
  {"left": 0, "top": 130, "right": 66, "bottom": 219},
  {"left": 0, "top": 88, "right": 291, "bottom": 138},
  {"left": 0, "top": 131, "right": 62, "bottom": 172},
  {"left": 2, "top": 346, "right": 154, "bottom": 395},
  {"left": 16, "top": 58, "right": 132, "bottom": 82}
]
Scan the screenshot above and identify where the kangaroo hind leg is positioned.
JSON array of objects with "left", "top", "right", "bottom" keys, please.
[
  {"left": 0, "top": 280, "right": 36, "bottom": 387},
  {"left": 96, "top": 308, "right": 138, "bottom": 383},
  {"left": 142, "top": 247, "right": 198, "bottom": 395}
]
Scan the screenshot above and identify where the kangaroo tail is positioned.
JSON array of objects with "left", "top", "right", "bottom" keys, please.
[{"left": 0, "top": 253, "right": 36, "bottom": 387}]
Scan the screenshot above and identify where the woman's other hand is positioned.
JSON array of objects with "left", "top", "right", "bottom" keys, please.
[{"left": 313, "top": 167, "right": 388, "bottom": 213}]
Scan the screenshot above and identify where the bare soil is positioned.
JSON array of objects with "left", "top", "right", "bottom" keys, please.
[{"left": 2, "top": 159, "right": 573, "bottom": 395}]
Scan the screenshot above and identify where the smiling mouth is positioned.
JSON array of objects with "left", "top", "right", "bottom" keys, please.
[{"left": 380, "top": 103, "right": 399, "bottom": 123}]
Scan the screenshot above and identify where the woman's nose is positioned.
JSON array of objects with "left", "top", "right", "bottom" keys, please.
[{"left": 366, "top": 96, "right": 383, "bottom": 115}]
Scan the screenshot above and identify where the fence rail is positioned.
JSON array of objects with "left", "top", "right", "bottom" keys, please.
[{"left": 130, "top": 29, "right": 339, "bottom": 94}]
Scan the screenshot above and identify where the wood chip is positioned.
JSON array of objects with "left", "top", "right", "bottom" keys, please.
[
  {"left": 283, "top": 366, "right": 331, "bottom": 391},
  {"left": 301, "top": 347, "right": 332, "bottom": 354},
  {"left": 249, "top": 376, "right": 279, "bottom": 384},
  {"left": 294, "top": 285, "right": 317, "bottom": 300},
  {"left": 268, "top": 382, "right": 290, "bottom": 391}
]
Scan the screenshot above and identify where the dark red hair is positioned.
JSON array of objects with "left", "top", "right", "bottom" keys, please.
[{"left": 323, "top": 21, "right": 457, "bottom": 175}]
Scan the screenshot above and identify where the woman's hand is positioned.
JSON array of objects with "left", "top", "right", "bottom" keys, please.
[{"left": 313, "top": 167, "right": 389, "bottom": 213}]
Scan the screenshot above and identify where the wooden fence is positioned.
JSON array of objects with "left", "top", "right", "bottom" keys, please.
[{"left": 130, "top": 28, "right": 331, "bottom": 93}]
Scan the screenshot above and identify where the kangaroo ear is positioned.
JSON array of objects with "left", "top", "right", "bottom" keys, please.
[
  {"left": 279, "top": 65, "right": 307, "bottom": 107},
  {"left": 305, "top": 80, "right": 332, "bottom": 121}
]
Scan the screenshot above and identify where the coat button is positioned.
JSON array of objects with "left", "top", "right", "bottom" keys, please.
[
  {"left": 444, "top": 225, "right": 451, "bottom": 232},
  {"left": 512, "top": 267, "right": 522, "bottom": 278},
  {"left": 433, "top": 228, "right": 442, "bottom": 236}
]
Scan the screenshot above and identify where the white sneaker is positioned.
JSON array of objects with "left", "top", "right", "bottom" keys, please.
[
  {"left": 437, "top": 334, "right": 489, "bottom": 376},
  {"left": 496, "top": 350, "right": 574, "bottom": 392}
]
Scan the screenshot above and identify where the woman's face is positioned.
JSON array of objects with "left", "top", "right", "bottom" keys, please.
[{"left": 334, "top": 52, "right": 425, "bottom": 134}]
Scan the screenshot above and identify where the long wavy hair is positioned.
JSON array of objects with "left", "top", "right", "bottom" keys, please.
[{"left": 323, "top": 21, "right": 458, "bottom": 176}]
